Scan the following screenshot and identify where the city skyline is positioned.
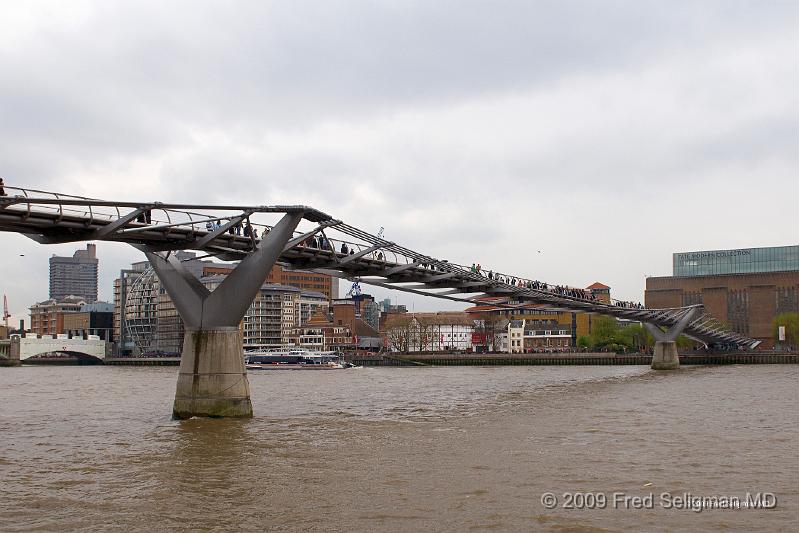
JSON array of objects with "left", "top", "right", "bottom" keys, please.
[{"left": 3, "top": 1, "right": 799, "bottom": 324}]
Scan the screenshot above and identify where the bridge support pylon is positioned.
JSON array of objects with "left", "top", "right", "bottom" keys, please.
[
  {"left": 644, "top": 307, "right": 699, "bottom": 370},
  {"left": 144, "top": 212, "right": 303, "bottom": 419}
]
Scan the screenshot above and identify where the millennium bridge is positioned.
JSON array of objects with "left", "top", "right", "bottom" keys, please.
[{"left": 0, "top": 185, "right": 759, "bottom": 418}]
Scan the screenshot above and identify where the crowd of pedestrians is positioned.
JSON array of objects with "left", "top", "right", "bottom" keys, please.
[
  {"left": 0, "top": 183, "right": 635, "bottom": 316},
  {"left": 135, "top": 209, "right": 152, "bottom": 224},
  {"left": 293, "top": 234, "right": 364, "bottom": 258},
  {"left": 468, "top": 261, "right": 645, "bottom": 309},
  {"left": 293, "top": 235, "right": 647, "bottom": 310},
  {"left": 613, "top": 300, "right": 645, "bottom": 309}
]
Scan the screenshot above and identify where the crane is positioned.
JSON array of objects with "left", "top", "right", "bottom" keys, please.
[
  {"left": 346, "top": 280, "right": 363, "bottom": 315},
  {"left": 3, "top": 294, "right": 9, "bottom": 329}
]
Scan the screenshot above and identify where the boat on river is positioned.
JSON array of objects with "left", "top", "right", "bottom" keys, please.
[{"left": 244, "top": 347, "right": 355, "bottom": 370}]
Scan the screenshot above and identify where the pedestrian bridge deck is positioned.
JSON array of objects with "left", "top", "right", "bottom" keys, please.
[{"left": 0, "top": 186, "right": 758, "bottom": 348}]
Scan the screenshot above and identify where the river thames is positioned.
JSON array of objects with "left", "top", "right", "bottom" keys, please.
[{"left": 1, "top": 364, "right": 796, "bottom": 532}]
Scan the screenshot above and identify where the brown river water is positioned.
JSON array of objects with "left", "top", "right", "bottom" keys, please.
[{"left": 1, "top": 364, "right": 797, "bottom": 532}]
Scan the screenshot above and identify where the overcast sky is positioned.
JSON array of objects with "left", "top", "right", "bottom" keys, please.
[{"left": 2, "top": 0, "right": 799, "bottom": 324}]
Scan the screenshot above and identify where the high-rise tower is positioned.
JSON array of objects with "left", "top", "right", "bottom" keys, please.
[{"left": 49, "top": 243, "right": 99, "bottom": 303}]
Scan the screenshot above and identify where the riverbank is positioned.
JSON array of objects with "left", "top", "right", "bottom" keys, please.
[
  {"left": 13, "top": 351, "right": 799, "bottom": 366},
  {"left": 351, "top": 351, "right": 799, "bottom": 366}
]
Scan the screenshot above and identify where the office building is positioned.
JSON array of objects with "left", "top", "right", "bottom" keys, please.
[{"left": 49, "top": 244, "right": 99, "bottom": 302}]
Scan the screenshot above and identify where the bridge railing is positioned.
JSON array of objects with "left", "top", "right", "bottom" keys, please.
[
  {"left": 1, "top": 184, "right": 757, "bottom": 346},
  {"left": 1, "top": 188, "right": 688, "bottom": 323},
  {"left": 304, "top": 221, "right": 679, "bottom": 319},
  {"left": 310, "top": 225, "right": 757, "bottom": 345},
  {"left": 3, "top": 184, "right": 416, "bottom": 272}
]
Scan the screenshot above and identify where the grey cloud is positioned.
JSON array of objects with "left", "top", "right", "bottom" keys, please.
[
  {"left": 6, "top": 1, "right": 798, "bottom": 138},
  {"left": 2, "top": 0, "right": 799, "bottom": 318}
]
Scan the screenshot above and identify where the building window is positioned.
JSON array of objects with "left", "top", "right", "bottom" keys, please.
[
  {"left": 683, "top": 292, "right": 702, "bottom": 306},
  {"left": 776, "top": 287, "right": 799, "bottom": 315},
  {"left": 727, "top": 289, "right": 749, "bottom": 335}
]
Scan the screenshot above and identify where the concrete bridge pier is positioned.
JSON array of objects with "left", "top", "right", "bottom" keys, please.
[
  {"left": 144, "top": 212, "right": 304, "bottom": 419},
  {"left": 650, "top": 340, "right": 680, "bottom": 370},
  {"left": 0, "top": 336, "right": 21, "bottom": 366},
  {"left": 644, "top": 307, "right": 699, "bottom": 370}
]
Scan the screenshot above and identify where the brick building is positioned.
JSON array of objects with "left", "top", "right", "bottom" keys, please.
[
  {"left": 330, "top": 299, "right": 381, "bottom": 349},
  {"left": 62, "top": 302, "right": 115, "bottom": 341},
  {"left": 292, "top": 310, "right": 352, "bottom": 351},
  {"left": 29, "top": 296, "right": 87, "bottom": 336},
  {"left": 465, "top": 282, "right": 614, "bottom": 350},
  {"left": 203, "top": 264, "right": 338, "bottom": 301},
  {"left": 645, "top": 245, "right": 799, "bottom": 348}
]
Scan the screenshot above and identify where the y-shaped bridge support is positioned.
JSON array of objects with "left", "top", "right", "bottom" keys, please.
[
  {"left": 644, "top": 307, "right": 699, "bottom": 370},
  {"left": 144, "top": 212, "right": 303, "bottom": 418}
]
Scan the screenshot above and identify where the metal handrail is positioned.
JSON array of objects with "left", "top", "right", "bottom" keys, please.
[{"left": 0, "top": 184, "right": 759, "bottom": 347}]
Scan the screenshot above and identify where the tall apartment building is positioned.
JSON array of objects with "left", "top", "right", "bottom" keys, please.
[
  {"left": 113, "top": 252, "right": 217, "bottom": 354},
  {"left": 114, "top": 254, "right": 337, "bottom": 354},
  {"left": 49, "top": 244, "right": 99, "bottom": 303},
  {"left": 113, "top": 260, "right": 150, "bottom": 355}
]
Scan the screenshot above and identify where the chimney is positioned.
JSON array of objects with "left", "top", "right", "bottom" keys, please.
[
  {"left": 19, "top": 318, "right": 25, "bottom": 337},
  {"left": 87, "top": 243, "right": 97, "bottom": 259}
]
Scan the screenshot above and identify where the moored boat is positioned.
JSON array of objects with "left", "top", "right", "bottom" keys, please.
[{"left": 244, "top": 348, "right": 347, "bottom": 370}]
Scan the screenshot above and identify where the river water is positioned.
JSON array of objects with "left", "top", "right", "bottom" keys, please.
[{"left": 1, "top": 364, "right": 797, "bottom": 532}]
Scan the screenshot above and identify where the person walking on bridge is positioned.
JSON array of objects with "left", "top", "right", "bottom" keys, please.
[
  {"left": 136, "top": 208, "right": 152, "bottom": 224},
  {"left": 0, "top": 178, "right": 5, "bottom": 196}
]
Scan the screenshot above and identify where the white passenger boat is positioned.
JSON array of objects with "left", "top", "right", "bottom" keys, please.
[{"left": 244, "top": 348, "right": 352, "bottom": 370}]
